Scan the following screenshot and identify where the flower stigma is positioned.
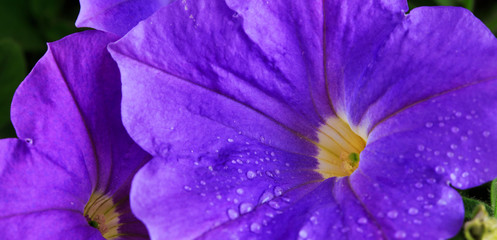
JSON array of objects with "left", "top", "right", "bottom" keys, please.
[
  {"left": 84, "top": 192, "right": 121, "bottom": 239},
  {"left": 315, "top": 117, "right": 366, "bottom": 178}
]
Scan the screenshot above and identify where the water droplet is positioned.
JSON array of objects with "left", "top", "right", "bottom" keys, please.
[
  {"left": 246, "top": 171, "right": 256, "bottom": 179},
  {"left": 236, "top": 188, "right": 244, "bottom": 195},
  {"left": 426, "top": 178, "right": 436, "bottom": 184},
  {"left": 357, "top": 217, "right": 368, "bottom": 224},
  {"left": 417, "top": 145, "right": 425, "bottom": 151},
  {"left": 310, "top": 216, "right": 318, "bottom": 225},
  {"left": 446, "top": 152, "right": 454, "bottom": 158},
  {"left": 25, "top": 138, "right": 33, "bottom": 144},
  {"left": 450, "top": 144, "right": 457, "bottom": 150},
  {"left": 408, "top": 208, "right": 419, "bottom": 215},
  {"left": 184, "top": 185, "right": 192, "bottom": 191},
  {"left": 425, "top": 122, "right": 433, "bottom": 128},
  {"left": 274, "top": 187, "right": 283, "bottom": 196},
  {"left": 483, "top": 131, "right": 491, "bottom": 137},
  {"left": 296, "top": 229, "right": 307, "bottom": 239},
  {"left": 269, "top": 200, "right": 280, "bottom": 209},
  {"left": 387, "top": 210, "right": 398, "bottom": 219},
  {"left": 227, "top": 138, "right": 234, "bottom": 143},
  {"left": 239, "top": 202, "right": 254, "bottom": 214},
  {"left": 414, "top": 182, "right": 423, "bottom": 188},
  {"left": 451, "top": 127, "right": 459, "bottom": 133},
  {"left": 259, "top": 191, "right": 274, "bottom": 204},
  {"left": 435, "top": 166, "right": 445, "bottom": 174},
  {"left": 227, "top": 209, "right": 239, "bottom": 219},
  {"left": 462, "top": 172, "right": 469, "bottom": 177},
  {"left": 475, "top": 158, "right": 481, "bottom": 164},
  {"left": 265, "top": 171, "right": 274, "bottom": 178},
  {"left": 394, "top": 230, "right": 406, "bottom": 239},
  {"left": 250, "top": 222, "right": 261, "bottom": 233}
]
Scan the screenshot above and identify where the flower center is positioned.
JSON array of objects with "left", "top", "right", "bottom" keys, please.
[
  {"left": 315, "top": 117, "right": 366, "bottom": 178},
  {"left": 84, "top": 192, "right": 121, "bottom": 239}
]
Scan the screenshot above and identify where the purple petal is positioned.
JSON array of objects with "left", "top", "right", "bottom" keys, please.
[
  {"left": 109, "top": 0, "right": 337, "bottom": 156},
  {"left": 343, "top": 7, "right": 497, "bottom": 134},
  {"left": 76, "top": 0, "right": 174, "bottom": 36},
  {"left": 1, "top": 31, "right": 150, "bottom": 238},
  {"left": 112, "top": 1, "right": 497, "bottom": 239}
]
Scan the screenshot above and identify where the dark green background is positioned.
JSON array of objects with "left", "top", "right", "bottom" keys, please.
[{"left": 0, "top": 0, "right": 496, "bottom": 239}]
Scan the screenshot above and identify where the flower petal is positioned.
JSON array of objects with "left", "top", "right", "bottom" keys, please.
[
  {"left": 109, "top": 0, "right": 327, "bottom": 157},
  {"left": 76, "top": 0, "right": 174, "bottom": 36},
  {"left": 131, "top": 146, "right": 386, "bottom": 239},
  {"left": 2, "top": 31, "right": 150, "bottom": 238},
  {"left": 342, "top": 7, "right": 497, "bottom": 135}
]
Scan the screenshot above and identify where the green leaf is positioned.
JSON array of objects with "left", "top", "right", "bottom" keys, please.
[
  {"left": 0, "top": 39, "right": 26, "bottom": 138},
  {"left": 491, "top": 179, "right": 497, "bottom": 217},
  {"left": 463, "top": 197, "right": 493, "bottom": 220}
]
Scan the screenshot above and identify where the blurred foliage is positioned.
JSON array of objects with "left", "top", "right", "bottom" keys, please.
[{"left": 0, "top": 0, "right": 80, "bottom": 138}]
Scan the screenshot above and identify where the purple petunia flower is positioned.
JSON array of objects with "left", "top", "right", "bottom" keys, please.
[
  {"left": 76, "top": 0, "right": 174, "bottom": 36},
  {"left": 109, "top": 0, "right": 497, "bottom": 239},
  {"left": 0, "top": 31, "right": 151, "bottom": 239}
]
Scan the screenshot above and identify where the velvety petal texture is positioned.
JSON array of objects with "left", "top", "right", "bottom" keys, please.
[
  {"left": 76, "top": 0, "right": 174, "bottom": 36},
  {"left": 110, "top": 0, "right": 497, "bottom": 239},
  {"left": 0, "top": 30, "right": 150, "bottom": 239}
]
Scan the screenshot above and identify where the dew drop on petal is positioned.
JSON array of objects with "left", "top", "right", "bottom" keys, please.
[
  {"left": 246, "top": 171, "right": 256, "bottom": 179},
  {"left": 451, "top": 127, "right": 459, "bottom": 133},
  {"left": 259, "top": 191, "right": 274, "bottom": 204},
  {"left": 274, "top": 187, "right": 283, "bottom": 197},
  {"left": 357, "top": 217, "right": 368, "bottom": 224},
  {"left": 269, "top": 201, "right": 280, "bottom": 209},
  {"left": 239, "top": 202, "right": 254, "bottom": 214},
  {"left": 446, "top": 152, "right": 454, "bottom": 158},
  {"left": 483, "top": 131, "right": 491, "bottom": 137},
  {"left": 227, "top": 209, "right": 239, "bottom": 219},
  {"left": 236, "top": 188, "right": 244, "bottom": 195},
  {"left": 425, "top": 122, "right": 433, "bottom": 128},
  {"left": 250, "top": 222, "right": 261, "bottom": 233},
  {"left": 474, "top": 158, "right": 481, "bottom": 164},
  {"left": 408, "top": 208, "right": 419, "bottom": 215},
  {"left": 394, "top": 231, "right": 406, "bottom": 239},
  {"left": 387, "top": 210, "right": 398, "bottom": 219},
  {"left": 414, "top": 182, "right": 423, "bottom": 188},
  {"left": 462, "top": 172, "right": 469, "bottom": 177},
  {"left": 435, "top": 166, "right": 445, "bottom": 174},
  {"left": 298, "top": 229, "right": 308, "bottom": 239}
]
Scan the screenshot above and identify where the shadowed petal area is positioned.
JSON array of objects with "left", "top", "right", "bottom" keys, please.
[
  {"left": 346, "top": 7, "right": 497, "bottom": 136},
  {"left": 1, "top": 31, "right": 150, "bottom": 239},
  {"left": 76, "top": 0, "right": 174, "bottom": 36}
]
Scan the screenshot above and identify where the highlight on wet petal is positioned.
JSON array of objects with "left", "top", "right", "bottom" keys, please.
[
  {"left": 0, "top": 30, "right": 151, "bottom": 239},
  {"left": 110, "top": 0, "right": 497, "bottom": 239}
]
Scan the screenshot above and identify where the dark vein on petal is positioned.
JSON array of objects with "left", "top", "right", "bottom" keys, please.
[
  {"left": 368, "top": 76, "right": 497, "bottom": 135},
  {"left": 322, "top": 0, "right": 337, "bottom": 116},
  {"left": 50, "top": 49, "right": 101, "bottom": 192},
  {"left": 0, "top": 208, "right": 83, "bottom": 220},
  {"left": 346, "top": 176, "right": 388, "bottom": 239}
]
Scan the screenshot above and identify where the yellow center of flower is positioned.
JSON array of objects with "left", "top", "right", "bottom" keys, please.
[
  {"left": 315, "top": 117, "right": 366, "bottom": 178},
  {"left": 84, "top": 192, "right": 121, "bottom": 239}
]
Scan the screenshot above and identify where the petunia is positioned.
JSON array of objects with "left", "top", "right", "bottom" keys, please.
[
  {"left": 110, "top": 0, "right": 497, "bottom": 239},
  {"left": 76, "top": 0, "right": 174, "bottom": 36},
  {"left": 0, "top": 31, "right": 151, "bottom": 239}
]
